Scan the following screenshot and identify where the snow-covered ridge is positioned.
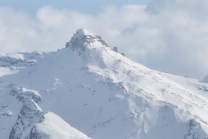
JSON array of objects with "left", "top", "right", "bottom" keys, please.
[
  {"left": 31, "top": 112, "right": 91, "bottom": 139},
  {"left": 155, "top": 70, "right": 208, "bottom": 98},
  {"left": 7, "top": 84, "right": 90, "bottom": 139},
  {"left": 0, "top": 51, "right": 47, "bottom": 67},
  {"left": 9, "top": 84, "right": 41, "bottom": 103}
]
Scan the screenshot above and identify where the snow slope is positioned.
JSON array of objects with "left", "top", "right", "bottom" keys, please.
[
  {"left": 31, "top": 112, "right": 91, "bottom": 139},
  {"left": 155, "top": 71, "right": 208, "bottom": 99},
  {"left": 0, "top": 28, "right": 208, "bottom": 139}
]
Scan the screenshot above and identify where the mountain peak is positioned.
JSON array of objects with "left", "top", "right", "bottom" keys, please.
[
  {"left": 65, "top": 28, "right": 109, "bottom": 51},
  {"left": 76, "top": 28, "right": 94, "bottom": 36},
  {"left": 201, "top": 74, "right": 208, "bottom": 83}
]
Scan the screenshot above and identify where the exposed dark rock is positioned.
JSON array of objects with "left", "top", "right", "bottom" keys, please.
[
  {"left": 66, "top": 28, "right": 109, "bottom": 52},
  {"left": 113, "top": 47, "right": 118, "bottom": 52},
  {"left": 9, "top": 85, "right": 43, "bottom": 139}
]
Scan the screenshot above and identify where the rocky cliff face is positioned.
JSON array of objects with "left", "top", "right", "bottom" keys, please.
[{"left": 9, "top": 85, "right": 43, "bottom": 139}]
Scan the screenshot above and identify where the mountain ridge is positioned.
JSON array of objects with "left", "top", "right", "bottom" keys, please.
[{"left": 0, "top": 28, "right": 208, "bottom": 139}]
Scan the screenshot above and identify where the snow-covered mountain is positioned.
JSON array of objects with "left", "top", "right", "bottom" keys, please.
[{"left": 0, "top": 28, "right": 208, "bottom": 139}]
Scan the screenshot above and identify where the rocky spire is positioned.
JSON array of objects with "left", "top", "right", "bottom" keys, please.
[
  {"left": 201, "top": 74, "right": 208, "bottom": 83},
  {"left": 66, "top": 28, "right": 109, "bottom": 51}
]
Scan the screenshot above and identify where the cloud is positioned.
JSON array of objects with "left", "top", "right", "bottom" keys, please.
[
  {"left": 143, "top": 0, "right": 208, "bottom": 78},
  {"left": 0, "top": 1, "right": 208, "bottom": 79}
]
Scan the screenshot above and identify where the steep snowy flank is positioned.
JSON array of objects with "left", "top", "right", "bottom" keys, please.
[
  {"left": 155, "top": 71, "right": 208, "bottom": 99},
  {"left": 30, "top": 112, "right": 91, "bottom": 139},
  {"left": 0, "top": 28, "right": 208, "bottom": 139}
]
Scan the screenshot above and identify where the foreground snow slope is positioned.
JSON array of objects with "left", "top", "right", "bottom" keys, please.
[
  {"left": 31, "top": 112, "right": 91, "bottom": 139},
  {"left": 0, "top": 28, "right": 208, "bottom": 139}
]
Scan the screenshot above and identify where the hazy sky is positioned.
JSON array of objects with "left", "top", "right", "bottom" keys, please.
[
  {"left": 0, "top": 0, "right": 150, "bottom": 15},
  {"left": 0, "top": 0, "right": 208, "bottom": 79}
]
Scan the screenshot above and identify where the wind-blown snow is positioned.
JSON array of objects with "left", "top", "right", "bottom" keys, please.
[
  {"left": 76, "top": 28, "right": 94, "bottom": 36},
  {"left": 0, "top": 67, "right": 18, "bottom": 77}
]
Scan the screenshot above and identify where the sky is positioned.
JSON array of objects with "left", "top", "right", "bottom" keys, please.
[{"left": 0, "top": 0, "right": 208, "bottom": 79}]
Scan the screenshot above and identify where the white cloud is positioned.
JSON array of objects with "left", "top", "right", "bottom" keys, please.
[{"left": 0, "top": 0, "right": 208, "bottom": 79}]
